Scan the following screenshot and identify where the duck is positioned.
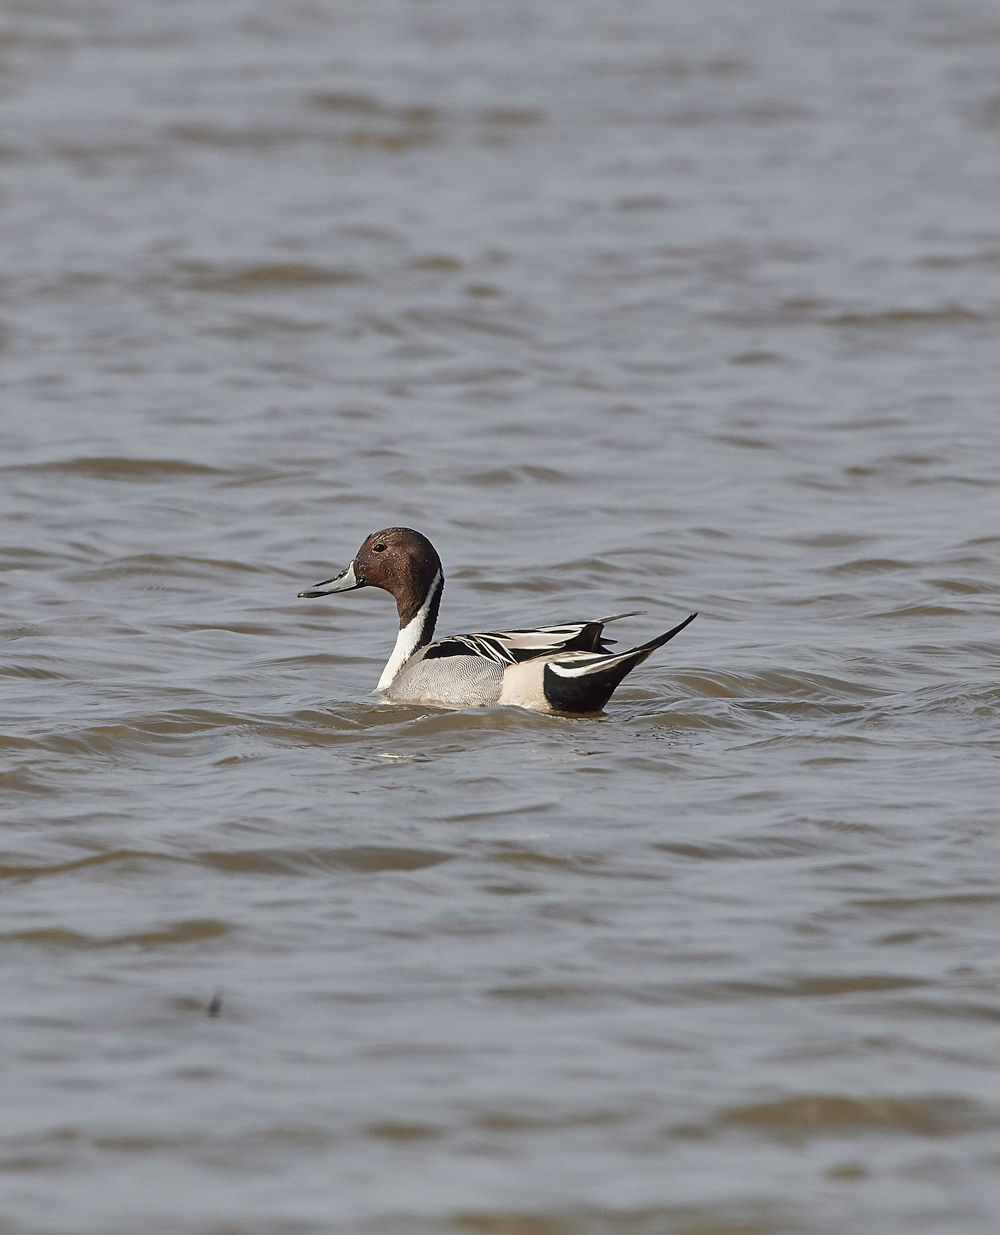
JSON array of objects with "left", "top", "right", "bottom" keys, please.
[{"left": 297, "top": 527, "right": 696, "bottom": 714}]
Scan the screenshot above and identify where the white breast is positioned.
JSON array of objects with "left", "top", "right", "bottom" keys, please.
[{"left": 376, "top": 570, "right": 443, "bottom": 692}]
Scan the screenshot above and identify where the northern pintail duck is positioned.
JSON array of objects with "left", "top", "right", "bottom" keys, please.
[{"left": 298, "top": 528, "right": 696, "bottom": 714}]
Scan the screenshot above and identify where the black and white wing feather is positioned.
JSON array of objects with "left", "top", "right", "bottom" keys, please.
[{"left": 420, "top": 612, "right": 642, "bottom": 666}]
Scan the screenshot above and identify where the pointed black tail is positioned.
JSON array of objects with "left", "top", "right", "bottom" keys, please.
[
  {"left": 627, "top": 611, "right": 698, "bottom": 657},
  {"left": 542, "top": 612, "right": 697, "bottom": 713}
]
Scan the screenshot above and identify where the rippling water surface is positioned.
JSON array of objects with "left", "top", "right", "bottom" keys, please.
[{"left": 4, "top": 1, "right": 1000, "bottom": 1232}]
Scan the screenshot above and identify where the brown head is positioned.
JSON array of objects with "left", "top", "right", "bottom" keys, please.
[{"left": 298, "top": 527, "right": 443, "bottom": 629}]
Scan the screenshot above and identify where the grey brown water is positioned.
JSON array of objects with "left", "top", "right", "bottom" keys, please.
[{"left": 3, "top": 1, "right": 1000, "bottom": 1232}]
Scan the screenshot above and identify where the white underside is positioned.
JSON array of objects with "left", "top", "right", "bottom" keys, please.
[{"left": 376, "top": 570, "right": 443, "bottom": 692}]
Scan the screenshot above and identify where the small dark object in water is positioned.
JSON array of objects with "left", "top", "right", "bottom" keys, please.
[{"left": 207, "top": 989, "right": 223, "bottom": 1017}]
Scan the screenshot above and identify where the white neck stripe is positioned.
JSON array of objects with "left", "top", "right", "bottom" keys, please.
[{"left": 376, "top": 570, "right": 443, "bottom": 692}]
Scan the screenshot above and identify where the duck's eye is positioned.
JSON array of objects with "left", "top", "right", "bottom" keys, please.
[{"left": 373, "top": 543, "right": 386, "bottom": 552}]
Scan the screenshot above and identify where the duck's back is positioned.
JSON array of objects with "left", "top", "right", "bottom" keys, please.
[{"left": 382, "top": 620, "right": 610, "bottom": 708}]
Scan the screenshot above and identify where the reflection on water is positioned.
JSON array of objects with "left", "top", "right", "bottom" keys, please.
[{"left": 2, "top": 0, "right": 1000, "bottom": 1231}]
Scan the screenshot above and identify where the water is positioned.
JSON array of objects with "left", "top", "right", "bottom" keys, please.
[{"left": 3, "top": 1, "right": 1000, "bottom": 1231}]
